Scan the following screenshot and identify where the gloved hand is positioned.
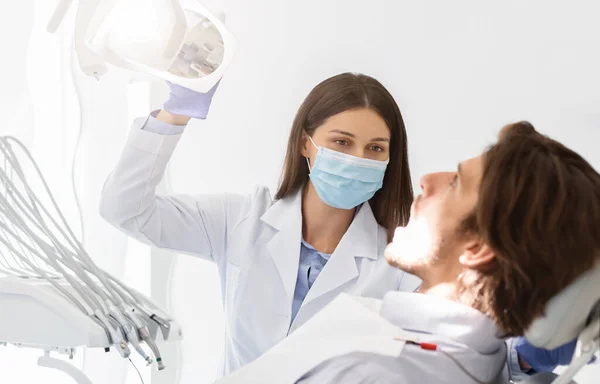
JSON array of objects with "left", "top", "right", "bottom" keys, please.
[
  {"left": 514, "top": 337, "right": 595, "bottom": 373},
  {"left": 163, "top": 81, "right": 220, "bottom": 120}
]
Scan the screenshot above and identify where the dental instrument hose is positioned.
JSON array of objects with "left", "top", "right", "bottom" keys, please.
[
  {"left": 0, "top": 142, "right": 131, "bottom": 357},
  {"left": 0, "top": 136, "right": 180, "bottom": 364},
  {"left": 64, "top": 92, "right": 159, "bottom": 361},
  {"left": 0, "top": 35, "right": 173, "bottom": 364},
  {"left": 68, "top": 48, "right": 169, "bottom": 369}
]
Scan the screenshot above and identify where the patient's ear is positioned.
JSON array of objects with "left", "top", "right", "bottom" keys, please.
[{"left": 459, "top": 240, "right": 496, "bottom": 268}]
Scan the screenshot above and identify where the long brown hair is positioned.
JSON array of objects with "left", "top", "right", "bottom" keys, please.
[
  {"left": 461, "top": 122, "right": 600, "bottom": 336},
  {"left": 275, "top": 73, "right": 413, "bottom": 241}
]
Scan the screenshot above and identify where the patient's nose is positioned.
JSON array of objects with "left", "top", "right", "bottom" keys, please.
[
  {"left": 420, "top": 172, "right": 453, "bottom": 197},
  {"left": 420, "top": 173, "right": 436, "bottom": 196}
]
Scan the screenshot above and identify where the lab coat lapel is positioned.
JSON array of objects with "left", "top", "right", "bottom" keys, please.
[
  {"left": 302, "top": 203, "right": 380, "bottom": 307},
  {"left": 260, "top": 188, "right": 303, "bottom": 299}
]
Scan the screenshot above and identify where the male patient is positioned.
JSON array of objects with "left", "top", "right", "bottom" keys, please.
[
  {"left": 218, "top": 122, "right": 600, "bottom": 383},
  {"left": 295, "top": 122, "right": 600, "bottom": 383}
]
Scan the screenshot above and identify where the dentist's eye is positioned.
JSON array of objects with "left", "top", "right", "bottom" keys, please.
[{"left": 335, "top": 140, "right": 349, "bottom": 146}]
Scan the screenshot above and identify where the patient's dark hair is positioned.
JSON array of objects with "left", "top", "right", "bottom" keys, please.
[{"left": 460, "top": 122, "right": 600, "bottom": 336}]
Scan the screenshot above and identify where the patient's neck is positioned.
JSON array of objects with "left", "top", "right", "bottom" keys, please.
[
  {"left": 417, "top": 280, "right": 459, "bottom": 302},
  {"left": 415, "top": 261, "right": 464, "bottom": 302}
]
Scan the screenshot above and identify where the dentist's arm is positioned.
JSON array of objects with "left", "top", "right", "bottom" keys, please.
[
  {"left": 99, "top": 81, "right": 248, "bottom": 264},
  {"left": 508, "top": 337, "right": 595, "bottom": 381},
  {"left": 154, "top": 109, "right": 191, "bottom": 126}
]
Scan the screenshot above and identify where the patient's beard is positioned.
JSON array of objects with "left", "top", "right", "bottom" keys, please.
[
  {"left": 386, "top": 219, "right": 441, "bottom": 274},
  {"left": 387, "top": 221, "right": 465, "bottom": 300}
]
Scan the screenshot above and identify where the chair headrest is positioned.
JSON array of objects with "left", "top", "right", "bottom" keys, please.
[{"left": 525, "top": 262, "right": 600, "bottom": 349}]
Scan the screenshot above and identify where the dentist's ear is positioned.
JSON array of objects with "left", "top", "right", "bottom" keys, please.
[
  {"left": 459, "top": 241, "right": 496, "bottom": 268},
  {"left": 301, "top": 132, "right": 311, "bottom": 158}
]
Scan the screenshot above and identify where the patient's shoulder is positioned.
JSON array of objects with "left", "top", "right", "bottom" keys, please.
[
  {"left": 296, "top": 352, "right": 405, "bottom": 384},
  {"left": 297, "top": 345, "right": 507, "bottom": 384}
]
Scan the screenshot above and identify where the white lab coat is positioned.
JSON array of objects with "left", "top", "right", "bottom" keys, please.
[
  {"left": 217, "top": 293, "right": 509, "bottom": 384},
  {"left": 99, "top": 116, "right": 421, "bottom": 376}
]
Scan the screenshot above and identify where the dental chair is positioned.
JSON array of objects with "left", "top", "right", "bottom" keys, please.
[{"left": 520, "top": 263, "right": 600, "bottom": 384}]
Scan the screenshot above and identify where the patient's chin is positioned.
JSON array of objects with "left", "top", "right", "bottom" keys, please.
[
  {"left": 385, "top": 242, "right": 429, "bottom": 274},
  {"left": 385, "top": 222, "right": 436, "bottom": 272}
]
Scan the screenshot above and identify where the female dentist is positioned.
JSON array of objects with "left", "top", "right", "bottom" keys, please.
[
  {"left": 99, "top": 72, "right": 562, "bottom": 379},
  {"left": 100, "top": 73, "right": 417, "bottom": 375}
]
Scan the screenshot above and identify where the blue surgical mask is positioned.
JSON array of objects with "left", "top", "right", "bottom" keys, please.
[{"left": 306, "top": 135, "right": 388, "bottom": 209}]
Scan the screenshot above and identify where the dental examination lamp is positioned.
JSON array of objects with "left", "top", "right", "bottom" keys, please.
[
  {"left": 46, "top": 0, "right": 238, "bottom": 92},
  {"left": 0, "top": 135, "right": 182, "bottom": 383},
  {"left": 521, "top": 262, "right": 600, "bottom": 384},
  {"left": 0, "top": 1, "right": 236, "bottom": 382}
]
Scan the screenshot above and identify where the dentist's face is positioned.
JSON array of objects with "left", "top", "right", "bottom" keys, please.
[
  {"left": 385, "top": 156, "right": 484, "bottom": 278},
  {"left": 301, "top": 108, "right": 391, "bottom": 163}
]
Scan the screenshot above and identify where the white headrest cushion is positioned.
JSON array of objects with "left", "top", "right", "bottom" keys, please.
[{"left": 525, "top": 262, "right": 600, "bottom": 349}]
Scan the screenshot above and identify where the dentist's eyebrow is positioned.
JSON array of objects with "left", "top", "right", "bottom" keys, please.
[
  {"left": 329, "top": 129, "right": 389, "bottom": 142},
  {"left": 371, "top": 137, "right": 390, "bottom": 143},
  {"left": 329, "top": 129, "right": 355, "bottom": 137}
]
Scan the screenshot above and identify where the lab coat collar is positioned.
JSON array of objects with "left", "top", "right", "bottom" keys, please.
[
  {"left": 380, "top": 291, "right": 504, "bottom": 355},
  {"left": 260, "top": 187, "right": 380, "bottom": 260},
  {"left": 260, "top": 187, "right": 381, "bottom": 300},
  {"left": 260, "top": 188, "right": 304, "bottom": 298},
  {"left": 301, "top": 193, "right": 381, "bottom": 306}
]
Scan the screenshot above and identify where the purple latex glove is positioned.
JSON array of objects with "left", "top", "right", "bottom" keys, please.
[
  {"left": 163, "top": 81, "right": 220, "bottom": 120},
  {"left": 515, "top": 337, "right": 596, "bottom": 373}
]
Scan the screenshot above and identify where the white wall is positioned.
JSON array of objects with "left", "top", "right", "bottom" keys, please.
[
  {"left": 169, "top": 0, "right": 600, "bottom": 382},
  {"left": 198, "top": 0, "right": 600, "bottom": 193},
  {"left": 1, "top": 0, "right": 599, "bottom": 383}
]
